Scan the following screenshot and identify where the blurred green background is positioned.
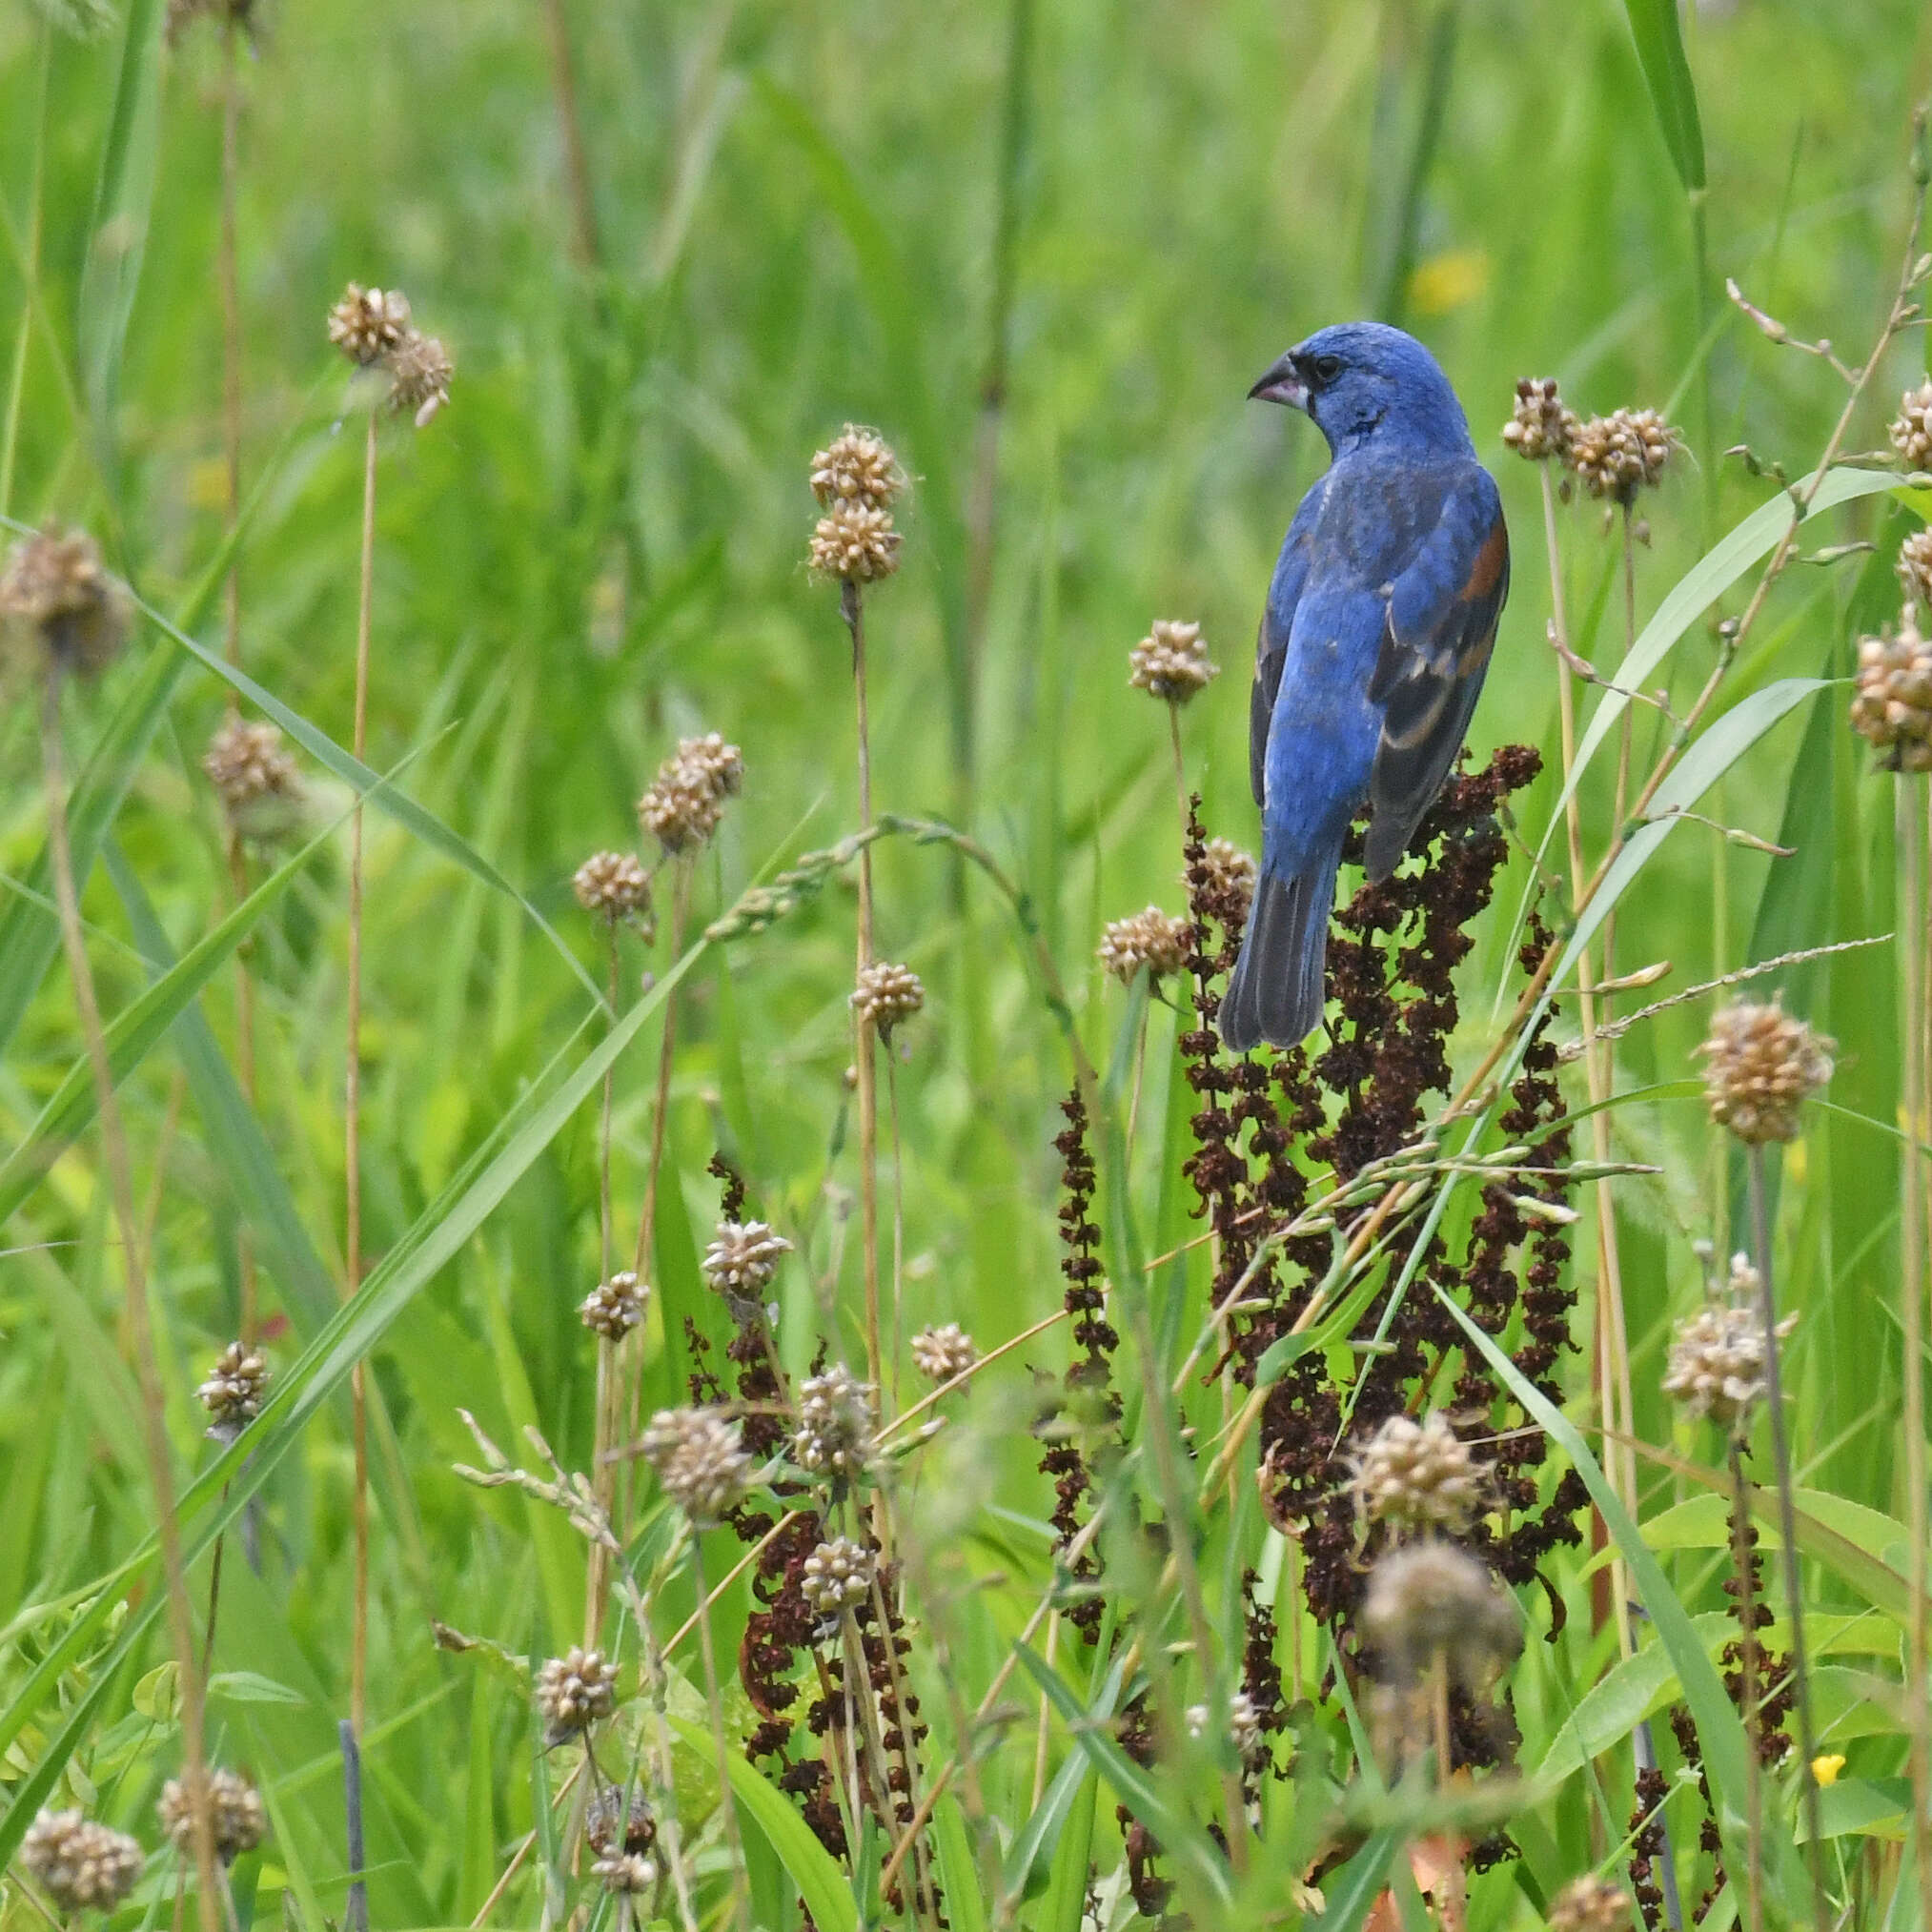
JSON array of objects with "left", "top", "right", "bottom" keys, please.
[{"left": 4, "top": 0, "right": 1931, "bottom": 1922}]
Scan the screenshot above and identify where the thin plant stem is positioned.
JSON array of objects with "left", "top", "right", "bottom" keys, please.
[
  {"left": 41, "top": 670, "right": 222, "bottom": 1932},
  {"left": 1745, "top": 1145, "right": 1827, "bottom": 1932},
  {"left": 1166, "top": 702, "right": 1190, "bottom": 837},
  {"left": 586, "top": 932, "right": 621, "bottom": 1643},
  {"left": 539, "top": 0, "right": 600, "bottom": 268},
  {"left": 1728, "top": 1442, "right": 1764, "bottom": 1932},
  {"left": 1430, "top": 1648, "right": 1452, "bottom": 1789},
  {"left": 0, "top": 21, "right": 48, "bottom": 519},
  {"left": 885, "top": 1047, "right": 905, "bottom": 1413},
  {"left": 688, "top": 1534, "right": 749, "bottom": 1932},
  {"left": 865, "top": 1568, "right": 938, "bottom": 1930}
]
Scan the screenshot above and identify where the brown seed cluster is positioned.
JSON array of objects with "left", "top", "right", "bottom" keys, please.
[
  {"left": 202, "top": 719, "right": 303, "bottom": 838},
  {"left": 1098, "top": 906, "right": 1191, "bottom": 985},
  {"left": 1128, "top": 618, "right": 1219, "bottom": 703},
  {"left": 640, "top": 1406, "right": 753, "bottom": 1524},
  {"left": 851, "top": 960, "right": 925, "bottom": 1039},
  {"left": 1852, "top": 614, "right": 1932, "bottom": 771},
  {"left": 326, "top": 283, "right": 453, "bottom": 429},
  {"left": 910, "top": 1321, "right": 976, "bottom": 1384},
  {"left": 593, "top": 1851, "right": 660, "bottom": 1893},
  {"left": 1547, "top": 1874, "right": 1633, "bottom": 1932},
  {"left": 1189, "top": 838, "right": 1256, "bottom": 925},
  {"left": 809, "top": 426, "right": 904, "bottom": 511},
  {"left": 20, "top": 1809, "right": 145, "bottom": 1912},
  {"left": 1898, "top": 527, "right": 1932, "bottom": 611},
  {"left": 157, "top": 1768, "right": 266, "bottom": 1861},
  {"left": 197, "top": 1340, "right": 269, "bottom": 1440},
  {"left": 584, "top": 1785, "right": 656, "bottom": 1859},
  {"left": 1349, "top": 1411, "right": 1487, "bottom": 1538},
  {"left": 571, "top": 850, "right": 652, "bottom": 925},
  {"left": 637, "top": 733, "right": 743, "bottom": 854},
  {"left": 1696, "top": 998, "right": 1833, "bottom": 1145},
  {"left": 1891, "top": 380, "right": 1932, "bottom": 471},
  {"left": 0, "top": 526, "right": 132, "bottom": 681},
  {"left": 791, "top": 1364, "right": 874, "bottom": 1485},
  {"left": 1360, "top": 1541, "right": 1521, "bottom": 1692},
  {"left": 534, "top": 1646, "right": 618, "bottom": 1743},
  {"left": 1661, "top": 1255, "right": 1793, "bottom": 1432},
  {"left": 1565, "top": 406, "right": 1679, "bottom": 504},
  {"left": 801, "top": 1535, "right": 874, "bottom": 1617},
  {"left": 701, "top": 1219, "right": 791, "bottom": 1319},
  {"left": 580, "top": 1271, "right": 648, "bottom": 1341},
  {"left": 1500, "top": 376, "right": 1578, "bottom": 463},
  {"left": 386, "top": 332, "right": 454, "bottom": 426},
  {"left": 808, "top": 425, "right": 905, "bottom": 585}
]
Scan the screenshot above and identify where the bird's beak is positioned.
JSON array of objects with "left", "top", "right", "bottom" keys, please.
[{"left": 1249, "top": 353, "right": 1309, "bottom": 411}]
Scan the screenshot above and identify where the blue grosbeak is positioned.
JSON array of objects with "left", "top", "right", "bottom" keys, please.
[{"left": 1221, "top": 322, "right": 1509, "bottom": 1051}]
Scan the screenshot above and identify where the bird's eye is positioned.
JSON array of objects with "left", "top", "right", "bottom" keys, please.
[{"left": 1312, "top": 354, "right": 1344, "bottom": 383}]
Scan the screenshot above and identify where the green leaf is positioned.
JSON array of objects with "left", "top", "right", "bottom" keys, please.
[
  {"left": 931, "top": 1795, "right": 988, "bottom": 1932},
  {"left": 1644, "top": 678, "right": 1833, "bottom": 820},
  {"left": 1309, "top": 1828, "right": 1397, "bottom": 1932},
  {"left": 1535, "top": 1613, "right": 1731, "bottom": 1782},
  {"left": 207, "top": 1671, "right": 307, "bottom": 1707},
  {"left": 1040, "top": 1767, "right": 1099, "bottom": 1932},
  {"left": 1620, "top": 0, "right": 1706, "bottom": 191}
]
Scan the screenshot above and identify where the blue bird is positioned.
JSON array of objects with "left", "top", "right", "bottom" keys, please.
[{"left": 1220, "top": 321, "right": 1509, "bottom": 1052}]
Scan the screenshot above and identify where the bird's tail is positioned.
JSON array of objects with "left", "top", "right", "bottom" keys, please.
[{"left": 1219, "top": 845, "right": 1340, "bottom": 1052}]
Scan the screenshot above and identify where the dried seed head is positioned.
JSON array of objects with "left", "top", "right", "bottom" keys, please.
[
  {"left": 387, "top": 332, "right": 453, "bottom": 427},
  {"left": 197, "top": 1340, "right": 269, "bottom": 1442},
  {"left": 809, "top": 425, "right": 904, "bottom": 511},
  {"left": 20, "top": 1810, "right": 145, "bottom": 1912},
  {"left": 1501, "top": 376, "right": 1578, "bottom": 463},
  {"left": 792, "top": 1363, "right": 875, "bottom": 1485},
  {"left": 1128, "top": 618, "right": 1219, "bottom": 703},
  {"left": 801, "top": 1535, "right": 875, "bottom": 1617},
  {"left": 637, "top": 734, "right": 743, "bottom": 855},
  {"left": 640, "top": 1406, "right": 753, "bottom": 1525},
  {"left": 1899, "top": 528, "right": 1932, "bottom": 612},
  {"left": 1186, "top": 1690, "right": 1264, "bottom": 1765},
  {"left": 1661, "top": 1255, "right": 1793, "bottom": 1432},
  {"left": 851, "top": 961, "right": 925, "bottom": 1039},
  {"left": 678, "top": 732, "right": 744, "bottom": 799},
  {"left": 572, "top": 851, "right": 652, "bottom": 925},
  {"left": 1360, "top": 1541, "right": 1521, "bottom": 1691},
  {"left": 1852, "top": 612, "right": 1932, "bottom": 770},
  {"left": 534, "top": 1646, "right": 618, "bottom": 1743},
  {"left": 202, "top": 719, "right": 303, "bottom": 841},
  {"left": 1190, "top": 837, "right": 1257, "bottom": 922},
  {"left": 157, "top": 1768, "right": 266, "bottom": 1861},
  {"left": 701, "top": 1220, "right": 791, "bottom": 1319},
  {"left": 910, "top": 1322, "right": 977, "bottom": 1384},
  {"left": 327, "top": 283, "right": 412, "bottom": 366},
  {"left": 1098, "top": 906, "right": 1191, "bottom": 985},
  {"left": 808, "top": 498, "right": 902, "bottom": 583},
  {"left": 1696, "top": 998, "right": 1834, "bottom": 1144},
  {"left": 1890, "top": 381, "right": 1932, "bottom": 471},
  {"left": 1565, "top": 407, "right": 1680, "bottom": 504},
  {"left": 580, "top": 1271, "right": 648, "bottom": 1342},
  {"left": 593, "top": 1852, "right": 660, "bottom": 1894},
  {"left": 1547, "top": 1874, "right": 1632, "bottom": 1932},
  {"left": 0, "top": 526, "right": 132, "bottom": 680},
  {"left": 1349, "top": 1412, "right": 1487, "bottom": 1538},
  {"left": 584, "top": 1786, "right": 656, "bottom": 1859}
]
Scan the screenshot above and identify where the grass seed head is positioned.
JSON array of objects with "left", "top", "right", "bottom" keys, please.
[
  {"left": 640, "top": 1406, "right": 752, "bottom": 1525},
  {"left": 197, "top": 1340, "right": 269, "bottom": 1442},
  {"left": 1187, "top": 1690, "right": 1264, "bottom": 1766},
  {"left": 21, "top": 1809, "right": 144, "bottom": 1912},
  {"left": 1696, "top": 997, "right": 1834, "bottom": 1144},
  {"left": 1501, "top": 376, "right": 1578, "bottom": 463},
  {"left": 1565, "top": 407, "right": 1679, "bottom": 504},
  {"left": 1128, "top": 618, "right": 1218, "bottom": 703},
  {"left": 802, "top": 1535, "right": 875, "bottom": 1617},
  {"left": 1098, "top": 906, "right": 1190, "bottom": 985},
  {"left": 851, "top": 960, "right": 925, "bottom": 1039},
  {"left": 1349, "top": 1411, "right": 1487, "bottom": 1539},
  {"left": 808, "top": 498, "right": 902, "bottom": 584},
  {"left": 638, "top": 734, "right": 742, "bottom": 855},
  {"left": 1661, "top": 1253, "right": 1793, "bottom": 1432},
  {"left": 791, "top": 1363, "right": 875, "bottom": 1485},
  {"left": 386, "top": 331, "right": 453, "bottom": 426},
  {"left": 0, "top": 526, "right": 132, "bottom": 681},
  {"left": 809, "top": 425, "right": 904, "bottom": 511},
  {"left": 157, "top": 1768, "right": 266, "bottom": 1861},
  {"left": 584, "top": 1786, "right": 656, "bottom": 1858},
  {"left": 1361, "top": 1540, "right": 1521, "bottom": 1691},
  {"left": 571, "top": 851, "right": 652, "bottom": 925},
  {"left": 910, "top": 1321, "right": 977, "bottom": 1384},
  {"left": 202, "top": 719, "right": 303, "bottom": 841},
  {"left": 1547, "top": 1874, "right": 1631, "bottom": 1932},
  {"left": 593, "top": 1852, "right": 660, "bottom": 1894},
  {"left": 701, "top": 1219, "right": 791, "bottom": 1318},
  {"left": 1890, "top": 380, "right": 1932, "bottom": 470},
  {"left": 327, "top": 283, "right": 411, "bottom": 366},
  {"left": 1899, "top": 528, "right": 1932, "bottom": 612},
  {"left": 534, "top": 1646, "right": 618, "bottom": 1743},
  {"left": 1189, "top": 837, "right": 1256, "bottom": 923},
  {"left": 580, "top": 1270, "right": 648, "bottom": 1341},
  {"left": 1852, "top": 611, "right": 1932, "bottom": 769}
]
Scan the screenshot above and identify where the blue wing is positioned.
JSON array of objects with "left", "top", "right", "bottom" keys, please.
[
  {"left": 1251, "top": 473, "right": 1330, "bottom": 806},
  {"left": 1362, "top": 465, "right": 1509, "bottom": 880}
]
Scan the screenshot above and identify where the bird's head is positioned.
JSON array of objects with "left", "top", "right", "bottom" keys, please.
[{"left": 1249, "top": 321, "right": 1472, "bottom": 458}]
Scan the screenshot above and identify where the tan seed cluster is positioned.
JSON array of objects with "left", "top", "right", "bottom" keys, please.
[
  {"left": 1186, "top": 1690, "right": 1264, "bottom": 1766},
  {"left": 197, "top": 1340, "right": 269, "bottom": 1440},
  {"left": 1565, "top": 407, "right": 1679, "bottom": 504},
  {"left": 594, "top": 1852, "right": 660, "bottom": 1894},
  {"left": 387, "top": 333, "right": 454, "bottom": 426},
  {"left": 535, "top": 1646, "right": 618, "bottom": 1743},
  {"left": 326, "top": 284, "right": 412, "bottom": 366},
  {"left": 20, "top": 1809, "right": 145, "bottom": 1912},
  {"left": 572, "top": 851, "right": 652, "bottom": 925},
  {"left": 792, "top": 1364, "right": 875, "bottom": 1484},
  {"left": 1500, "top": 376, "right": 1578, "bottom": 463},
  {"left": 637, "top": 733, "right": 743, "bottom": 855},
  {"left": 584, "top": 1785, "right": 656, "bottom": 1858},
  {"left": 640, "top": 1406, "right": 753, "bottom": 1524},
  {"left": 1129, "top": 618, "right": 1219, "bottom": 703},
  {"left": 1349, "top": 1411, "right": 1486, "bottom": 1538},
  {"left": 0, "top": 526, "right": 132, "bottom": 680},
  {"left": 1890, "top": 381, "right": 1932, "bottom": 471},
  {"left": 1360, "top": 1541, "right": 1521, "bottom": 1691},
  {"left": 580, "top": 1271, "right": 648, "bottom": 1341},
  {"left": 157, "top": 1768, "right": 266, "bottom": 1861},
  {"left": 1661, "top": 1256, "right": 1793, "bottom": 1432},
  {"left": 701, "top": 1220, "right": 791, "bottom": 1314},
  {"left": 910, "top": 1322, "right": 977, "bottom": 1384},
  {"left": 802, "top": 1535, "right": 875, "bottom": 1617},
  {"left": 852, "top": 960, "right": 925, "bottom": 1039},
  {"left": 810, "top": 426, "right": 905, "bottom": 511},
  {"left": 1696, "top": 999, "right": 1833, "bottom": 1145},
  {"left": 202, "top": 718, "right": 302, "bottom": 826},
  {"left": 1851, "top": 615, "right": 1932, "bottom": 771},
  {"left": 1547, "top": 1874, "right": 1632, "bottom": 1932},
  {"left": 1898, "top": 528, "right": 1932, "bottom": 611},
  {"left": 1190, "top": 837, "right": 1257, "bottom": 922},
  {"left": 808, "top": 499, "right": 902, "bottom": 583},
  {"left": 1098, "top": 906, "right": 1191, "bottom": 985}
]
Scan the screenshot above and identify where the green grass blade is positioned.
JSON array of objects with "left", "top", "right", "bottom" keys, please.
[{"left": 1620, "top": 0, "right": 1706, "bottom": 192}]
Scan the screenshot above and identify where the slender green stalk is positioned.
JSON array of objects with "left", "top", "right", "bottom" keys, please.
[
  {"left": 539, "top": 0, "right": 600, "bottom": 268},
  {"left": 687, "top": 1534, "right": 748, "bottom": 1932},
  {"left": 586, "top": 933, "right": 620, "bottom": 1643},
  {"left": 0, "top": 22, "right": 49, "bottom": 519}
]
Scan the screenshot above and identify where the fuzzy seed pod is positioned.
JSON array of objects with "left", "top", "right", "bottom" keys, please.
[
  {"left": 809, "top": 426, "right": 904, "bottom": 511},
  {"left": 1696, "top": 998, "right": 1834, "bottom": 1145},
  {"left": 1360, "top": 1541, "right": 1521, "bottom": 1691},
  {"left": 801, "top": 1535, "right": 874, "bottom": 1617},
  {"left": 1098, "top": 906, "right": 1191, "bottom": 985},
  {"left": 910, "top": 1322, "right": 977, "bottom": 1384},
  {"left": 593, "top": 1852, "right": 660, "bottom": 1894},
  {"left": 0, "top": 526, "right": 132, "bottom": 681},
  {"left": 1899, "top": 528, "right": 1932, "bottom": 612},
  {"left": 808, "top": 499, "right": 902, "bottom": 583},
  {"left": 677, "top": 732, "right": 744, "bottom": 799},
  {"left": 851, "top": 961, "right": 925, "bottom": 1039},
  {"left": 637, "top": 734, "right": 742, "bottom": 856},
  {"left": 157, "top": 1768, "right": 266, "bottom": 1861},
  {"left": 640, "top": 1407, "right": 753, "bottom": 1525},
  {"left": 572, "top": 851, "right": 652, "bottom": 925},
  {"left": 202, "top": 719, "right": 304, "bottom": 841},
  {"left": 584, "top": 1786, "right": 656, "bottom": 1859},
  {"left": 1128, "top": 618, "right": 1219, "bottom": 703},
  {"left": 791, "top": 1363, "right": 875, "bottom": 1485},
  {"left": 386, "top": 332, "right": 453, "bottom": 427},
  {"left": 1661, "top": 1255, "right": 1793, "bottom": 1432},
  {"left": 197, "top": 1340, "right": 269, "bottom": 1441},
  {"left": 1349, "top": 1411, "right": 1487, "bottom": 1538},
  {"left": 534, "top": 1647, "right": 618, "bottom": 1744},
  {"left": 580, "top": 1271, "right": 648, "bottom": 1342},
  {"left": 1565, "top": 407, "right": 1679, "bottom": 504},
  {"left": 1190, "top": 837, "right": 1257, "bottom": 923},
  {"left": 701, "top": 1220, "right": 791, "bottom": 1320},
  {"left": 1501, "top": 376, "right": 1578, "bottom": 463},
  {"left": 1890, "top": 381, "right": 1932, "bottom": 471},
  {"left": 327, "top": 284, "right": 412, "bottom": 366},
  {"left": 1547, "top": 1874, "right": 1632, "bottom": 1932},
  {"left": 20, "top": 1809, "right": 145, "bottom": 1912},
  {"left": 1851, "top": 614, "right": 1932, "bottom": 771}
]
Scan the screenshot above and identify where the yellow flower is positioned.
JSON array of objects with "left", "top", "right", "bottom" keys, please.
[
  {"left": 1408, "top": 248, "right": 1490, "bottom": 317},
  {"left": 1811, "top": 1753, "right": 1846, "bottom": 1788}
]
